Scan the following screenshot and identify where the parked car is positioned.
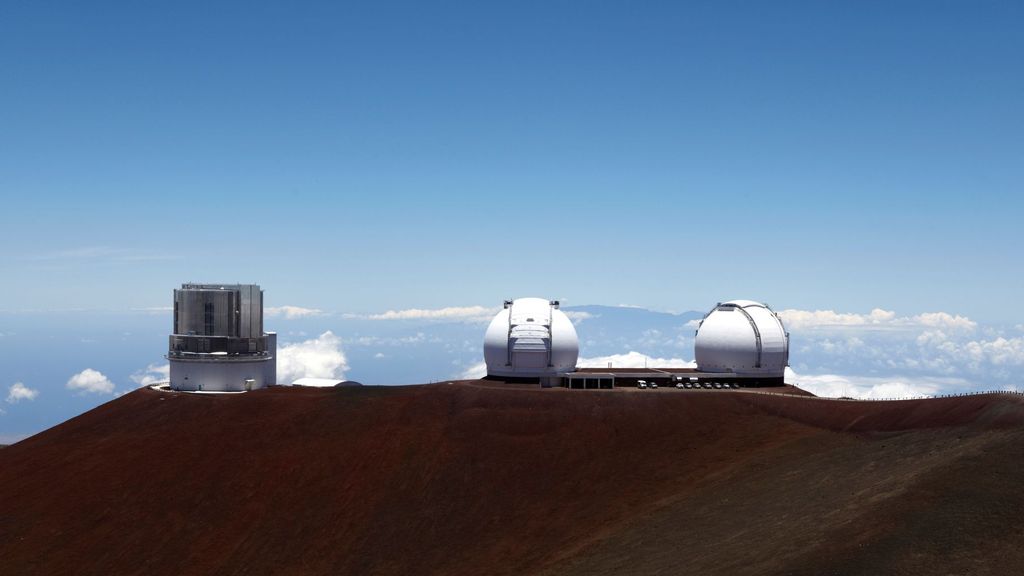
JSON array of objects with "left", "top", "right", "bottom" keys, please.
[
  {"left": 650, "top": 382, "right": 658, "bottom": 389},
  {"left": 638, "top": 380, "right": 648, "bottom": 389}
]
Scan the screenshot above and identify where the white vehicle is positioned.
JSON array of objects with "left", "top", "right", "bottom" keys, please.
[
  {"left": 638, "top": 380, "right": 648, "bottom": 389},
  {"left": 676, "top": 383, "right": 685, "bottom": 389}
]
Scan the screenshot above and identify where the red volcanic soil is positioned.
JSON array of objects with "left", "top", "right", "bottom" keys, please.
[{"left": 3, "top": 383, "right": 1024, "bottom": 576}]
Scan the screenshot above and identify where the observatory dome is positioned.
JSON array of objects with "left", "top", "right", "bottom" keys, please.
[
  {"left": 483, "top": 297, "right": 579, "bottom": 381},
  {"left": 694, "top": 300, "right": 788, "bottom": 379}
]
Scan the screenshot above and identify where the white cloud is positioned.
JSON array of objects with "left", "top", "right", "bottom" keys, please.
[
  {"left": 365, "top": 306, "right": 497, "bottom": 323},
  {"left": 460, "top": 361, "right": 487, "bottom": 380},
  {"left": 131, "top": 363, "right": 170, "bottom": 387},
  {"left": 812, "top": 336, "right": 866, "bottom": 355},
  {"left": 913, "top": 312, "right": 977, "bottom": 331},
  {"left": 350, "top": 333, "right": 437, "bottom": 347},
  {"left": 458, "top": 351, "right": 696, "bottom": 380},
  {"left": 778, "top": 308, "right": 976, "bottom": 332},
  {"left": 771, "top": 305, "right": 1024, "bottom": 386},
  {"left": 132, "top": 306, "right": 173, "bottom": 314},
  {"left": 265, "top": 305, "right": 325, "bottom": 319},
  {"left": 277, "top": 331, "right": 349, "bottom": 384},
  {"left": 563, "top": 311, "right": 594, "bottom": 324},
  {"left": 916, "top": 330, "right": 949, "bottom": 347},
  {"left": 5, "top": 382, "right": 38, "bottom": 403},
  {"left": 373, "top": 352, "right": 386, "bottom": 359},
  {"left": 784, "top": 367, "right": 966, "bottom": 399},
  {"left": 961, "top": 337, "right": 1024, "bottom": 367},
  {"left": 778, "top": 308, "right": 896, "bottom": 329},
  {"left": 578, "top": 351, "right": 695, "bottom": 369},
  {"left": 66, "top": 368, "right": 115, "bottom": 395}
]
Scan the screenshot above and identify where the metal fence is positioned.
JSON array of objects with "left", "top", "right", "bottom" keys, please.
[{"left": 735, "top": 388, "right": 1024, "bottom": 402}]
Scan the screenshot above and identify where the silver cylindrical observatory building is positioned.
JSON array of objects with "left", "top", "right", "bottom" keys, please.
[{"left": 167, "top": 283, "right": 277, "bottom": 391}]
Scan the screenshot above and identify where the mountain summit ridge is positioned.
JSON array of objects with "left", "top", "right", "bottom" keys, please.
[{"left": 2, "top": 383, "right": 1023, "bottom": 575}]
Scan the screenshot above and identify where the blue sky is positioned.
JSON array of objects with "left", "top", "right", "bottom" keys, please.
[
  {"left": 1, "top": 1, "right": 1022, "bottom": 319},
  {"left": 2, "top": 2, "right": 1024, "bottom": 440}
]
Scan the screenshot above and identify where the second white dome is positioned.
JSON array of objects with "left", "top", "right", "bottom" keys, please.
[{"left": 694, "top": 300, "right": 788, "bottom": 377}]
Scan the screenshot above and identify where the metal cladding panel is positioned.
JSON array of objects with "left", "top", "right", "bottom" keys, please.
[
  {"left": 483, "top": 297, "right": 579, "bottom": 378},
  {"left": 745, "top": 305, "right": 787, "bottom": 369},
  {"left": 508, "top": 298, "right": 553, "bottom": 326},
  {"left": 513, "top": 350, "right": 548, "bottom": 370},
  {"left": 265, "top": 331, "right": 277, "bottom": 385},
  {"left": 548, "top": 310, "right": 580, "bottom": 372},
  {"left": 694, "top": 300, "right": 788, "bottom": 377},
  {"left": 483, "top": 308, "right": 513, "bottom": 371},
  {"left": 257, "top": 289, "right": 264, "bottom": 335},
  {"left": 510, "top": 325, "right": 550, "bottom": 350},
  {"left": 694, "top": 307, "right": 759, "bottom": 372},
  {"left": 511, "top": 337, "right": 549, "bottom": 352},
  {"left": 174, "top": 289, "right": 236, "bottom": 336},
  {"left": 237, "top": 284, "right": 264, "bottom": 339},
  {"left": 722, "top": 299, "right": 762, "bottom": 308},
  {"left": 240, "top": 286, "right": 252, "bottom": 338},
  {"left": 169, "top": 357, "right": 272, "bottom": 391},
  {"left": 172, "top": 284, "right": 264, "bottom": 339}
]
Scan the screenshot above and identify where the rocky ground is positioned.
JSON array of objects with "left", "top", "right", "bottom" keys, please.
[{"left": 2, "top": 381, "right": 1023, "bottom": 576}]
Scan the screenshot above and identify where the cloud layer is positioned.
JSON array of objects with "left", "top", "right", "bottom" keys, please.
[
  {"left": 66, "top": 369, "right": 115, "bottom": 395},
  {"left": 458, "top": 351, "right": 695, "bottom": 380},
  {"left": 277, "top": 331, "right": 349, "bottom": 384},
  {"left": 265, "top": 305, "right": 325, "bottom": 319},
  {"left": 778, "top": 308, "right": 977, "bottom": 332},
  {"left": 365, "top": 306, "right": 497, "bottom": 323},
  {"left": 781, "top": 308, "right": 1023, "bottom": 387},
  {"left": 784, "top": 368, "right": 972, "bottom": 399},
  {"left": 577, "top": 351, "right": 695, "bottom": 369},
  {"left": 131, "top": 364, "right": 169, "bottom": 387}
]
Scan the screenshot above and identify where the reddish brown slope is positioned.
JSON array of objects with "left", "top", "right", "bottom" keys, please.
[{"left": 1, "top": 383, "right": 1023, "bottom": 576}]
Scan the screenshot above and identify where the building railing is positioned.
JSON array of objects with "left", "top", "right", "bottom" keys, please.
[
  {"left": 733, "top": 388, "right": 1024, "bottom": 402},
  {"left": 168, "top": 334, "right": 269, "bottom": 355}
]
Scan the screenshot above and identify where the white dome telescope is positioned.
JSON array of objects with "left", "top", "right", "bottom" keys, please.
[
  {"left": 484, "top": 298, "right": 579, "bottom": 381},
  {"left": 694, "top": 300, "right": 789, "bottom": 379}
]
